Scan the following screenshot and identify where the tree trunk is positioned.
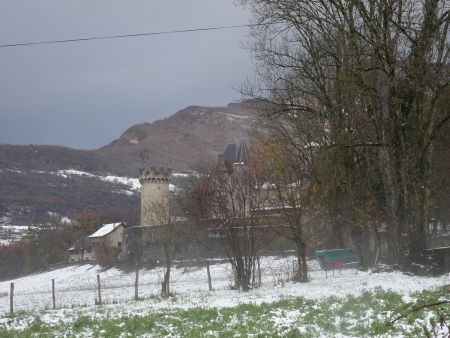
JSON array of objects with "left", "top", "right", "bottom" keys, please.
[
  {"left": 409, "top": 169, "right": 432, "bottom": 254},
  {"left": 163, "top": 263, "right": 171, "bottom": 297},
  {"left": 294, "top": 239, "right": 308, "bottom": 283},
  {"left": 331, "top": 190, "right": 344, "bottom": 248},
  {"left": 377, "top": 67, "right": 402, "bottom": 264},
  {"left": 299, "top": 243, "right": 308, "bottom": 283},
  {"left": 235, "top": 257, "right": 249, "bottom": 291},
  {"left": 379, "top": 148, "right": 401, "bottom": 264}
]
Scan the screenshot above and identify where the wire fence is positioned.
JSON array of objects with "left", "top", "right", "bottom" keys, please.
[{"left": 1, "top": 257, "right": 311, "bottom": 316}]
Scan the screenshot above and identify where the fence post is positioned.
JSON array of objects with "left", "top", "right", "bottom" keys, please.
[
  {"left": 52, "top": 279, "right": 56, "bottom": 310},
  {"left": 374, "top": 247, "right": 380, "bottom": 266},
  {"left": 10, "top": 283, "right": 14, "bottom": 316},
  {"left": 135, "top": 266, "right": 139, "bottom": 301},
  {"left": 97, "top": 275, "right": 102, "bottom": 305},
  {"left": 206, "top": 260, "right": 212, "bottom": 291},
  {"left": 252, "top": 261, "right": 256, "bottom": 287},
  {"left": 257, "top": 256, "right": 262, "bottom": 287},
  {"left": 161, "top": 281, "right": 166, "bottom": 298}
]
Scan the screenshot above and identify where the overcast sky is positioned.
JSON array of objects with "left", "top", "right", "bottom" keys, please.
[{"left": 0, "top": 1, "right": 254, "bottom": 149}]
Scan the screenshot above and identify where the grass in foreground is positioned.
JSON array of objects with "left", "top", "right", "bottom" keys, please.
[{"left": 1, "top": 287, "right": 450, "bottom": 337}]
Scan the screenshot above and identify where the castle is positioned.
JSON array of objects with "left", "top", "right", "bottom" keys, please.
[
  {"left": 119, "top": 166, "right": 201, "bottom": 264},
  {"left": 139, "top": 167, "right": 172, "bottom": 227}
]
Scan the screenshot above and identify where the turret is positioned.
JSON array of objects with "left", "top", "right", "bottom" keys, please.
[{"left": 139, "top": 167, "right": 172, "bottom": 226}]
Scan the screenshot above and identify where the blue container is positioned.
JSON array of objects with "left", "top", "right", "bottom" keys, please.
[{"left": 315, "top": 249, "right": 359, "bottom": 270}]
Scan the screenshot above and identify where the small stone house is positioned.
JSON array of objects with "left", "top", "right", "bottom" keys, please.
[{"left": 88, "top": 222, "right": 126, "bottom": 257}]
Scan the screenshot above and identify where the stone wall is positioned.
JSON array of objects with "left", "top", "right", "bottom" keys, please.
[
  {"left": 118, "top": 222, "right": 224, "bottom": 264},
  {"left": 139, "top": 167, "right": 171, "bottom": 227},
  {"left": 118, "top": 218, "right": 297, "bottom": 266}
]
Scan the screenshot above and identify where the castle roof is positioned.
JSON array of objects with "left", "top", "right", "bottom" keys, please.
[
  {"left": 88, "top": 222, "right": 125, "bottom": 238},
  {"left": 223, "top": 140, "right": 248, "bottom": 166}
]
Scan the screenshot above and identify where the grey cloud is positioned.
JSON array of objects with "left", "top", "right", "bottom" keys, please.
[{"left": 0, "top": 0, "right": 254, "bottom": 148}]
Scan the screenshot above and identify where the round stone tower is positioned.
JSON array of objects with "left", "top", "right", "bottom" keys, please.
[{"left": 139, "top": 167, "right": 172, "bottom": 226}]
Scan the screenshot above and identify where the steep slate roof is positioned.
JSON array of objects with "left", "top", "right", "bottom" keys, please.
[
  {"left": 236, "top": 140, "right": 248, "bottom": 164},
  {"left": 223, "top": 140, "right": 248, "bottom": 166},
  {"left": 88, "top": 222, "right": 125, "bottom": 238}
]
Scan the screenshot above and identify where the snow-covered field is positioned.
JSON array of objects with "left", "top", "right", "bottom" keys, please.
[{"left": 0, "top": 255, "right": 449, "bottom": 331}]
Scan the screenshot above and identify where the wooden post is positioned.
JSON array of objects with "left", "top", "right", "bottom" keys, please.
[
  {"left": 10, "top": 283, "right": 14, "bottom": 316},
  {"left": 252, "top": 262, "right": 256, "bottom": 287},
  {"left": 161, "top": 281, "right": 166, "bottom": 297},
  {"left": 134, "top": 267, "right": 139, "bottom": 301},
  {"left": 97, "top": 275, "right": 102, "bottom": 305},
  {"left": 52, "top": 279, "right": 56, "bottom": 310},
  {"left": 257, "top": 256, "right": 262, "bottom": 287},
  {"left": 374, "top": 247, "right": 380, "bottom": 266},
  {"left": 206, "top": 261, "right": 212, "bottom": 291}
]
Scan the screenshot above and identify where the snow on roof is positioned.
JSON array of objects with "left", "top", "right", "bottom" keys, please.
[{"left": 88, "top": 222, "right": 124, "bottom": 238}]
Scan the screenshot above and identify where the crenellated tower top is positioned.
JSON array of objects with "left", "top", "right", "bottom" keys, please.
[{"left": 139, "top": 167, "right": 172, "bottom": 184}]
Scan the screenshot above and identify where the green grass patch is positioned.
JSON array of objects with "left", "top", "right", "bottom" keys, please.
[{"left": 1, "top": 287, "right": 450, "bottom": 337}]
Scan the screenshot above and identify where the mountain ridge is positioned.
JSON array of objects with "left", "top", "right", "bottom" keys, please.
[
  {"left": 0, "top": 102, "right": 258, "bottom": 226},
  {"left": 0, "top": 102, "right": 258, "bottom": 175}
]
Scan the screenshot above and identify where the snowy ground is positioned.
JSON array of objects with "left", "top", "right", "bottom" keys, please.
[{"left": 0, "top": 255, "right": 449, "bottom": 332}]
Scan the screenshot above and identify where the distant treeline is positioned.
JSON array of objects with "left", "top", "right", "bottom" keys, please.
[
  {"left": 0, "top": 209, "right": 138, "bottom": 281},
  {"left": 0, "top": 170, "right": 139, "bottom": 226}
]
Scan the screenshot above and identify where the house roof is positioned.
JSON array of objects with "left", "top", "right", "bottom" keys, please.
[{"left": 88, "top": 222, "right": 124, "bottom": 238}]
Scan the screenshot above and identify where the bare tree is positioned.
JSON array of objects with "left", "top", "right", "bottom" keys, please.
[
  {"left": 241, "top": 0, "right": 450, "bottom": 263},
  {"left": 209, "top": 160, "right": 268, "bottom": 291},
  {"left": 146, "top": 196, "right": 176, "bottom": 297},
  {"left": 252, "top": 134, "right": 327, "bottom": 282}
]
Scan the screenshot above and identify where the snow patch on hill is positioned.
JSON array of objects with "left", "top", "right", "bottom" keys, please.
[
  {"left": 56, "top": 170, "right": 140, "bottom": 195},
  {"left": 56, "top": 169, "right": 179, "bottom": 193}
]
